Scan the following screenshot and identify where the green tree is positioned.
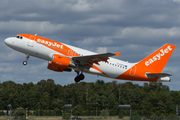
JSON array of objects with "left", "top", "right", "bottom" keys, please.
[
  {"left": 100, "top": 108, "right": 109, "bottom": 116},
  {"left": 40, "top": 92, "right": 50, "bottom": 110},
  {"left": 0, "top": 79, "right": 178, "bottom": 116},
  {"left": 13, "top": 107, "right": 25, "bottom": 116},
  {"left": 73, "top": 105, "right": 84, "bottom": 116}
]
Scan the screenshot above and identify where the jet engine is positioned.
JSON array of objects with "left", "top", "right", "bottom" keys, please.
[{"left": 47, "top": 54, "right": 74, "bottom": 72}]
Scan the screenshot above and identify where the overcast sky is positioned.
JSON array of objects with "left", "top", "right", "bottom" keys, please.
[{"left": 1, "top": 0, "right": 180, "bottom": 90}]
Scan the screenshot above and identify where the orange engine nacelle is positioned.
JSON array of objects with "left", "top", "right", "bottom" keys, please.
[{"left": 47, "top": 54, "right": 71, "bottom": 72}]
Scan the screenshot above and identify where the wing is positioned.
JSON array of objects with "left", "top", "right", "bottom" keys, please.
[{"left": 72, "top": 52, "right": 121, "bottom": 66}]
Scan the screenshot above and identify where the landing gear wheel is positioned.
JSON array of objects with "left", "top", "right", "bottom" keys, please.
[
  {"left": 23, "top": 61, "right": 27, "bottom": 65},
  {"left": 79, "top": 73, "right": 85, "bottom": 80},
  {"left": 74, "top": 73, "right": 85, "bottom": 83},
  {"left": 75, "top": 76, "right": 81, "bottom": 83}
]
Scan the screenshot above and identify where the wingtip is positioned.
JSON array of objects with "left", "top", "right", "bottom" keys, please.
[{"left": 115, "top": 52, "right": 121, "bottom": 57}]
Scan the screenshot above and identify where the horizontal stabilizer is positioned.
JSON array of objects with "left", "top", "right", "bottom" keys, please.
[{"left": 146, "top": 73, "right": 172, "bottom": 78}]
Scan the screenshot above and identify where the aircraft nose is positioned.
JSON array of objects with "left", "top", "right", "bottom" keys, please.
[
  {"left": 4, "top": 38, "right": 8, "bottom": 45},
  {"left": 4, "top": 38, "right": 13, "bottom": 46}
]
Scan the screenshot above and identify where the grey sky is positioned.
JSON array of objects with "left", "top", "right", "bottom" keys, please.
[{"left": 1, "top": 0, "right": 180, "bottom": 90}]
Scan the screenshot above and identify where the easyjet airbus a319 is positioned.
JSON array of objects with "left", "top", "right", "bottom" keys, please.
[{"left": 4, "top": 34, "right": 176, "bottom": 83}]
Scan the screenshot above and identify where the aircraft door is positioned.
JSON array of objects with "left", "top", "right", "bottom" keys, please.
[
  {"left": 27, "top": 36, "right": 35, "bottom": 47},
  {"left": 68, "top": 50, "right": 73, "bottom": 56},
  {"left": 129, "top": 66, "right": 136, "bottom": 76}
]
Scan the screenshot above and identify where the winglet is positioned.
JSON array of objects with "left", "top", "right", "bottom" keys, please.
[{"left": 115, "top": 52, "right": 121, "bottom": 57}]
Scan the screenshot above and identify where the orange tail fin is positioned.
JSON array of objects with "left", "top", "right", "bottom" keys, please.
[
  {"left": 138, "top": 43, "right": 176, "bottom": 73},
  {"left": 116, "top": 43, "right": 175, "bottom": 81}
]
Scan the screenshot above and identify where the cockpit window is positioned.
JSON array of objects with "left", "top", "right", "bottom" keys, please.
[{"left": 16, "top": 36, "right": 23, "bottom": 39}]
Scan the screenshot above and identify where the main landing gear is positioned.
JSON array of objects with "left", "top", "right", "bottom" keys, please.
[
  {"left": 74, "top": 71, "right": 85, "bottom": 83},
  {"left": 23, "top": 54, "right": 30, "bottom": 66}
]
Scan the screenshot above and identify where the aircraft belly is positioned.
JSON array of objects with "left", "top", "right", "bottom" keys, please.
[
  {"left": 85, "top": 68, "right": 106, "bottom": 76},
  {"left": 87, "top": 63, "right": 125, "bottom": 78},
  {"left": 101, "top": 65, "right": 125, "bottom": 78}
]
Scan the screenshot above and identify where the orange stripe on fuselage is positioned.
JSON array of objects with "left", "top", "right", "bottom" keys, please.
[
  {"left": 92, "top": 65, "right": 108, "bottom": 77},
  {"left": 115, "top": 64, "right": 158, "bottom": 82},
  {"left": 86, "top": 63, "right": 108, "bottom": 76},
  {"left": 18, "top": 34, "right": 80, "bottom": 57}
]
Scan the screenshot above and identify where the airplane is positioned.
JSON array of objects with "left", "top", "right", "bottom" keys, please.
[{"left": 4, "top": 34, "right": 176, "bottom": 83}]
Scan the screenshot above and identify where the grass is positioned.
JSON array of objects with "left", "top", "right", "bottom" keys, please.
[{"left": 0, "top": 116, "right": 128, "bottom": 120}]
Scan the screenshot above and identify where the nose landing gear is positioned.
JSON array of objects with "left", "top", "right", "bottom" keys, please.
[
  {"left": 23, "top": 61, "right": 27, "bottom": 65},
  {"left": 23, "top": 55, "right": 30, "bottom": 66},
  {"left": 74, "top": 71, "right": 85, "bottom": 83}
]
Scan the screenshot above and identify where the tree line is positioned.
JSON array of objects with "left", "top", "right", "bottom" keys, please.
[{"left": 0, "top": 79, "right": 179, "bottom": 116}]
